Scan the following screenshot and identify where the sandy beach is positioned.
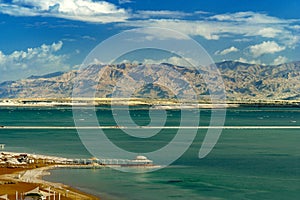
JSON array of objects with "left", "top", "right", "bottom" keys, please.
[
  {"left": 0, "top": 165, "right": 100, "bottom": 199},
  {"left": 0, "top": 151, "right": 158, "bottom": 199},
  {"left": 0, "top": 152, "right": 100, "bottom": 200}
]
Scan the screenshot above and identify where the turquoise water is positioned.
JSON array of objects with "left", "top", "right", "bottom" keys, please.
[{"left": 0, "top": 107, "right": 299, "bottom": 199}]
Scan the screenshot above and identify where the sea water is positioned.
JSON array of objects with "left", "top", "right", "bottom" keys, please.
[{"left": 0, "top": 106, "right": 299, "bottom": 199}]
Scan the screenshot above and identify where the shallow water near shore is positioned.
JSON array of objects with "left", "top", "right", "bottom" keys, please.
[{"left": 0, "top": 106, "right": 299, "bottom": 199}]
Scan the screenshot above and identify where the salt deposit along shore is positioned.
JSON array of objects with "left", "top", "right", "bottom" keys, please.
[
  {"left": 0, "top": 151, "right": 159, "bottom": 199},
  {"left": 0, "top": 98, "right": 299, "bottom": 108},
  {"left": 0, "top": 151, "right": 100, "bottom": 199}
]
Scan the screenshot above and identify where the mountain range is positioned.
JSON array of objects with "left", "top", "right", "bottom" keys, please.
[{"left": 0, "top": 61, "right": 299, "bottom": 101}]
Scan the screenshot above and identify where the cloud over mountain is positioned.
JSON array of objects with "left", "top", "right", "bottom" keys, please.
[
  {"left": 215, "top": 46, "right": 239, "bottom": 55},
  {"left": 0, "top": 41, "right": 69, "bottom": 81},
  {"left": 249, "top": 41, "right": 286, "bottom": 57}
]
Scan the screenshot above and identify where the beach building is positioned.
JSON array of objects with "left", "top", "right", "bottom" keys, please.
[{"left": 129, "top": 156, "right": 153, "bottom": 165}]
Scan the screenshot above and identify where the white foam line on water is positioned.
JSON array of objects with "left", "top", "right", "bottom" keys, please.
[{"left": 1, "top": 126, "right": 300, "bottom": 129}]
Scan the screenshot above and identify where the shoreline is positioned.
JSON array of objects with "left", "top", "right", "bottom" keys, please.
[
  {"left": 0, "top": 165, "right": 100, "bottom": 199},
  {"left": 0, "top": 151, "right": 158, "bottom": 199},
  {"left": 0, "top": 151, "right": 100, "bottom": 199},
  {"left": 0, "top": 98, "right": 299, "bottom": 108}
]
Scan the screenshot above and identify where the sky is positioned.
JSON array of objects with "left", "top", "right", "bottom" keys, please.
[{"left": 0, "top": 0, "right": 299, "bottom": 81}]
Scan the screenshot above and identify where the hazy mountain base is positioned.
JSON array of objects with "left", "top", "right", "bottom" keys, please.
[{"left": 0, "top": 61, "right": 299, "bottom": 103}]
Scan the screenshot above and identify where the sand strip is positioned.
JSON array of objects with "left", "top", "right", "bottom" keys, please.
[{"left": 0, "top": 165, "right": 100, "bottom": 199}]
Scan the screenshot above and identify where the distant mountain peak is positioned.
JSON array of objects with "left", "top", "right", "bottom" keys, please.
[
  {"left": 0, "top": 61, "right": 299, "bottom": 101},
  {"left": 27, "top": 71, "right": 64, "bottom": 79}
]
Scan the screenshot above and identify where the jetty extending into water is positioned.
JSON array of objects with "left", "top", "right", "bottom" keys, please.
[{"left": 0, "top": 151, "right": 158, "bottom": 169}]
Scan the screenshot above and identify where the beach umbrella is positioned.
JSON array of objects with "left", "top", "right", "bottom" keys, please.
[
  {"left": 24, "top": 187, "right": 39, "bottom": 195},
  {"left": 24, "top": 187, "right": 52, "bottom": 199}
]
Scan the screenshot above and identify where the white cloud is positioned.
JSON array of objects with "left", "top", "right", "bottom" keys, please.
[
  {"left": 236, "top": 57, "right": 248, "bottom": 63},
  {"left": 135, "top": 10, "right": 192, "bottom": 19},
  {"left": 0, "top": 0, "right": 128, "bottom": 23},
  {"left": 122, "top": 11, "right": 299, "bottom": 47},
  {"left": 1, "top": 2, "right": 298, "bottom": 47},
  {"left": 0, "top": 3, "right": 298, "bottom": 65},
  {"left": 249, "top": 41, "right": 286, "bottom": 57},
  {"left": 194, "top": 11, "right": 210, "bottom": 15},
  {"left": 123, "top": 18, "right": 298, "bottom": 46},
  {"left": 210, "top": 12, "right": 294, "bottom": 24},
  {"left": 256, "top": 27, "right": 282, "bottom": 38},
  {"left": 118, "top": 0, "right": 133, "bottom": 4},
  {"left": 62, "top": 38, "right": 76, "bottom": 42},
  {"left": 119, "top": 56, "right": 195, "bottom": 67},
  {"left": 144, "top": 56, "right": 195, "bottom": 66},
  {"left": 82, "top": 35, "right": 96, "bottom": 41},
  {"left": 272, "top": 56, "right": 288, "bottom": 65},
  {"left": 292, "top": 25, "right": 300, "bottom": 30},
  {"left": 132, "top": 10, "right": 209, "bottom": 20},
  {"left": 51, "top": 41, "right": 63, "bottom": 51},
  {"left": 123, "top": 19, "right": 221, "bottom": 40},
  {"left": 207, "top": 12, "right": 299, "bottom": 47},
  {"left": 0, "top": 41, "right": 69, "bottom": 81},
  {"left": 234, "top": 38, "right": 252, "bottom": 42},
  {"left": 215, "top": 46, "right": 239, "bottom": 55},
  {"left": 0, "top": 3, "right": 39, "bottom": 16},
  {"left": 235, "top": 57, "right": 265, "bottom": 65}
]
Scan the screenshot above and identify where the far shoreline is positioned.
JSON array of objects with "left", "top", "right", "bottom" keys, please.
[{"left": 0, "top": 98, "right": 299, "bottom": 108}]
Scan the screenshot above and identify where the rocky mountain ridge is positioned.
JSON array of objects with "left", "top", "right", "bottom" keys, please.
[{"left": 0, "top": 61, "right": 299, "bottom": 101}]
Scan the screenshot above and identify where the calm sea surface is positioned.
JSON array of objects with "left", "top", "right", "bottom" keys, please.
[{"left": 0, "top": 106, "right": 299, "bottom": 199}]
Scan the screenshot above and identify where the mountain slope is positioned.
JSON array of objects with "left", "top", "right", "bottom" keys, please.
[
  {"left": 0, "top": 61, "right": 299, "bottom": 101},
  {"left": 218, "top": 61, "right": 300, "bottom": 100}
]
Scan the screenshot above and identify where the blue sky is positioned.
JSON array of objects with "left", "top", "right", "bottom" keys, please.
[{"left": 0, "top": 0, "right": 299, "bottom": 81}]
